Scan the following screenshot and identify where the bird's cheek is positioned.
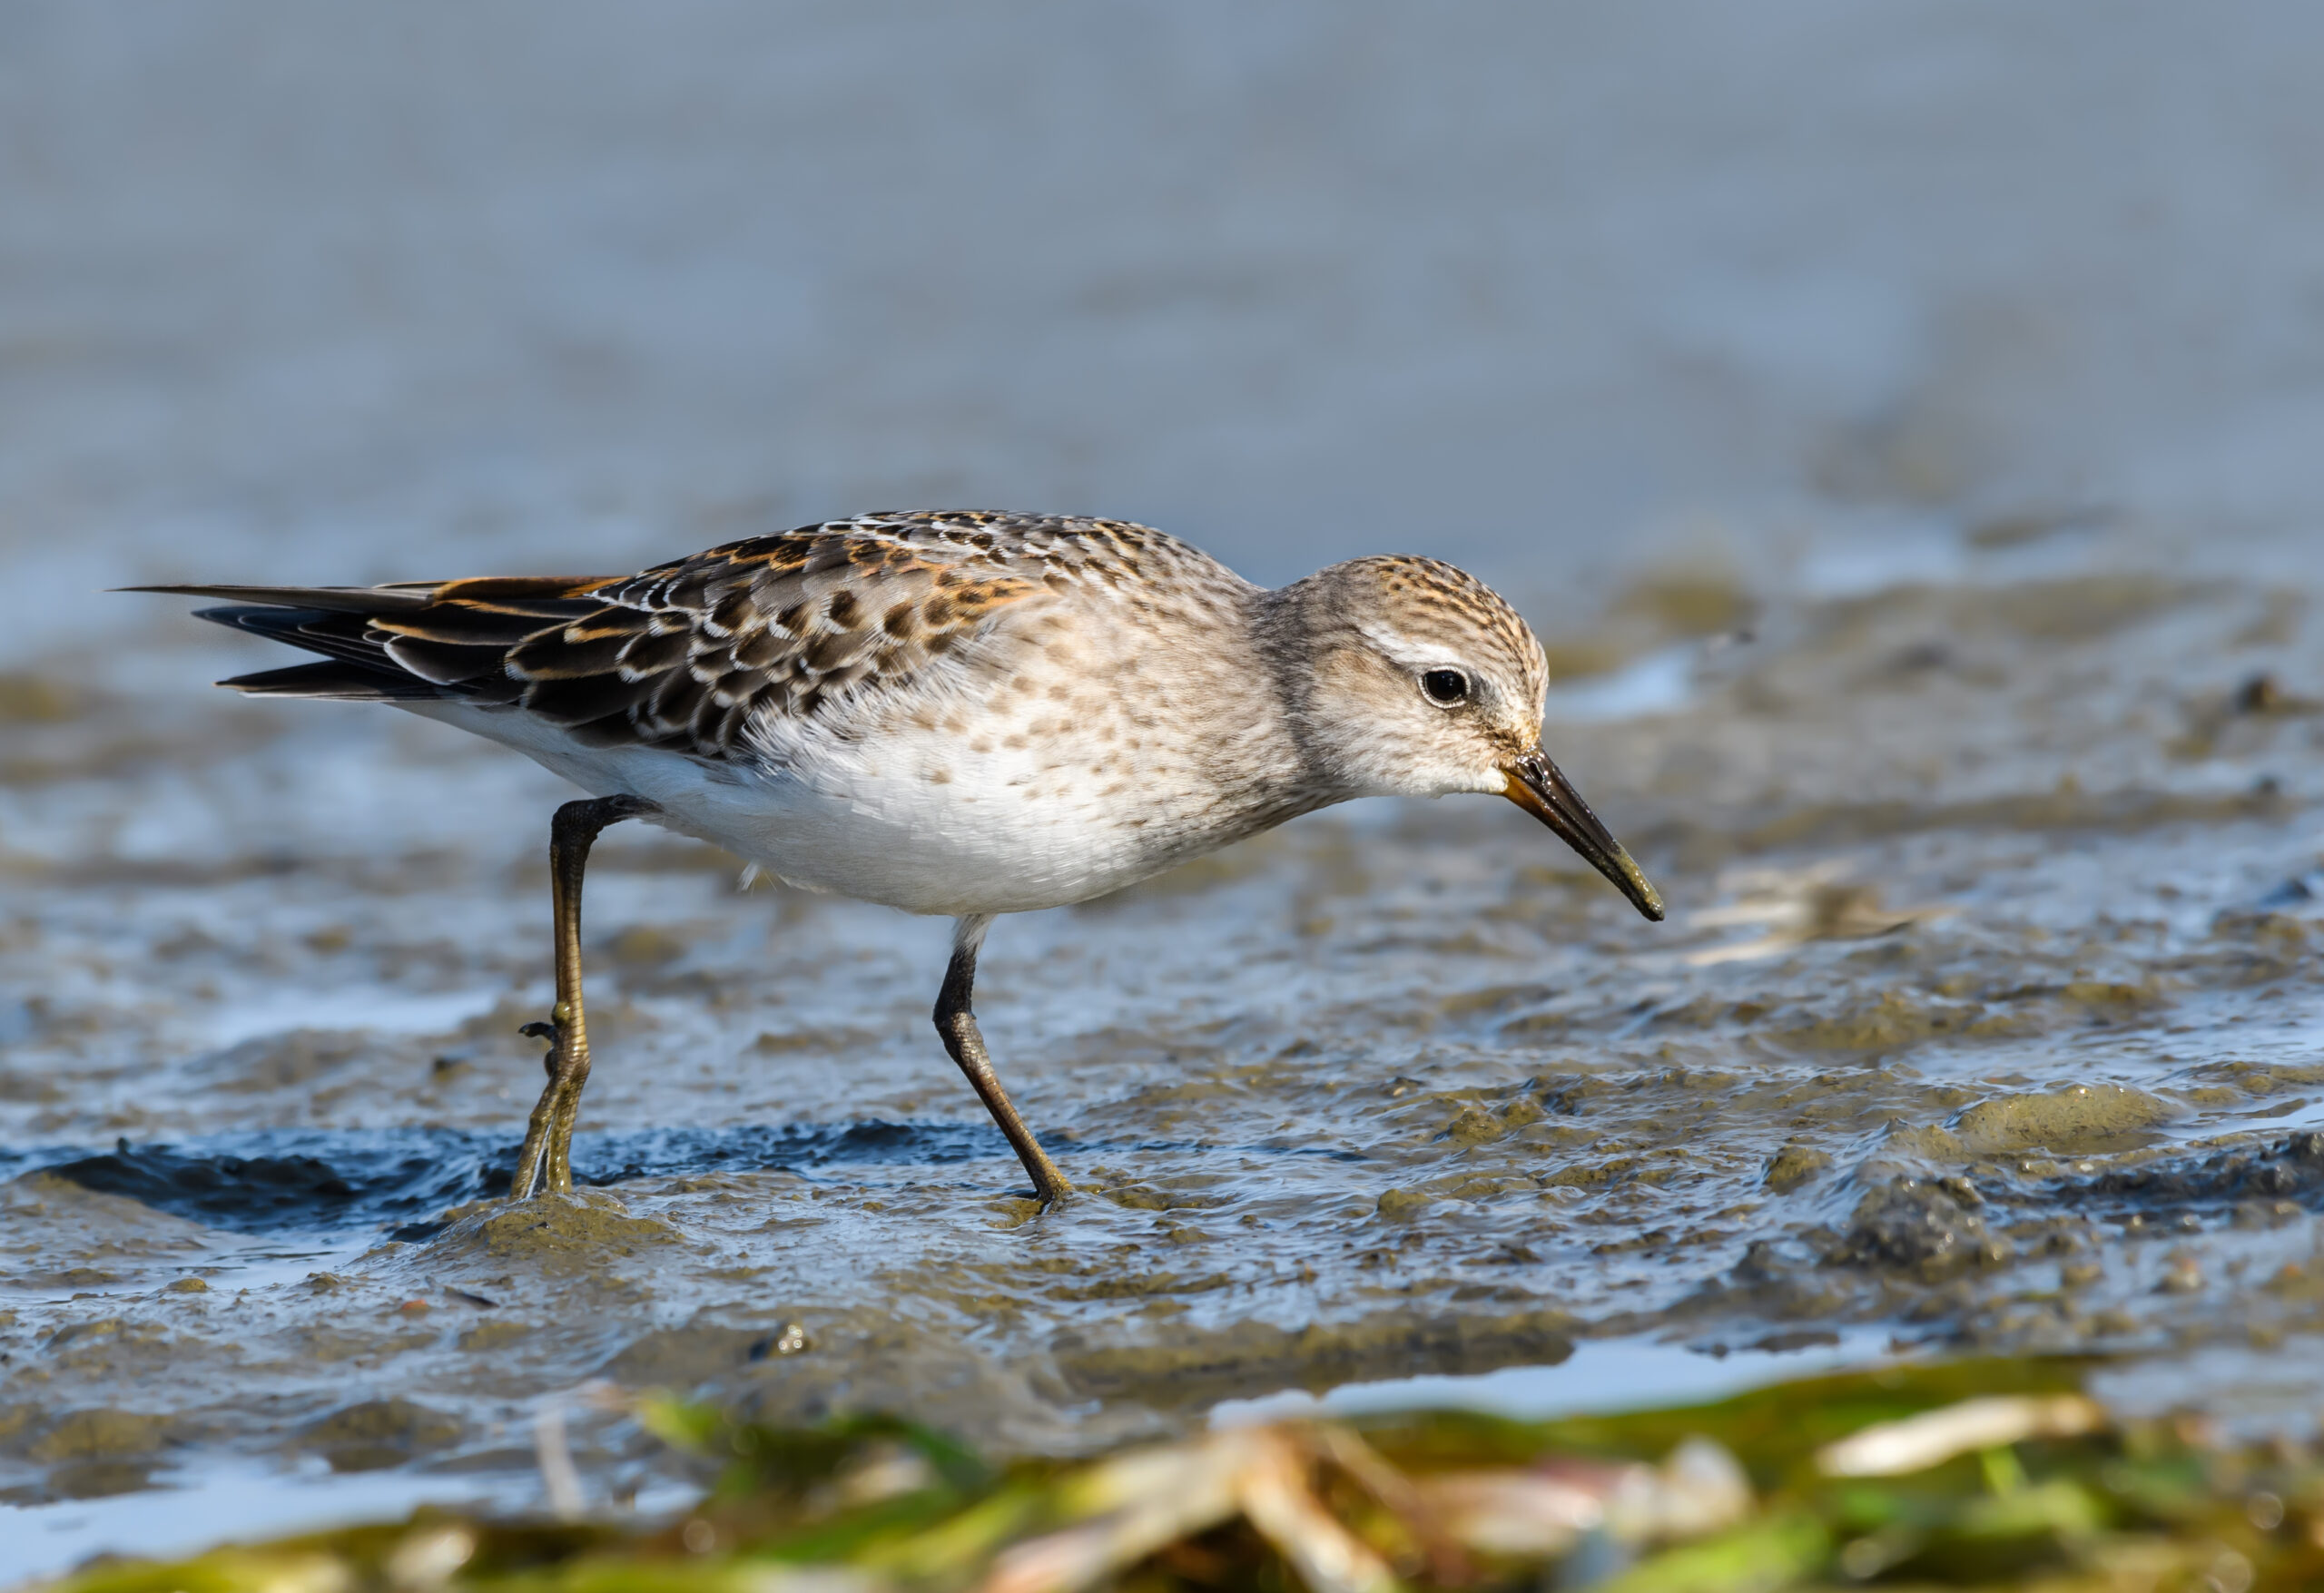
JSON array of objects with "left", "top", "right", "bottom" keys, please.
[{"left": 1406, "top": 757, "right": 1502, "bottom": 801}]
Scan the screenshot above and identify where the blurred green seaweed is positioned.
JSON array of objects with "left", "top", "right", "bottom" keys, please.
[{"left": 44, "top": 1357, "right": 2324, "bottom": 1592}]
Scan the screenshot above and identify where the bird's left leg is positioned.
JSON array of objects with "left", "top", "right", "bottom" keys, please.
[
  {"left": 509, "top": 793, "right": 660, "bottom": 1200},
  {"left": 933, "top": 914, "right": 1072, "bottom": 1205}
]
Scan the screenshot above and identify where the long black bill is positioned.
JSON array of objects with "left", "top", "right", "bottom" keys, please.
[{"left": 1500, "top": 749, "right": 1665, "bottom": 921}]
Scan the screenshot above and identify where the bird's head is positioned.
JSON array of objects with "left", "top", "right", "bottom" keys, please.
[{"left": 1266, "top": 555, "right": 1664, "bottom": 921}]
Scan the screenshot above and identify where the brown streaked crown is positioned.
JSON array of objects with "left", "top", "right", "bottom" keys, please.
[{"left": 1345, "top": 555, "right": 1550, "bottom": 715}]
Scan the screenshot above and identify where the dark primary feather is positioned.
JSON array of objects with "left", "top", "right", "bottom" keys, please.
[
  {"left": 136, "top": 582, "right": 441, "bottom": 615},
  {"left": 128, "top": 512, "right": 1176, "bottom": 759},
  {"left": 133, "top": 575, "right": 617, "bottom": 709},
  {"left": 218, "top": 661, "right": 443, "bottom": 701}
]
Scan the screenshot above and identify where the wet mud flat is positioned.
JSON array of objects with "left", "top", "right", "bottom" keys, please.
[{"left": 4, "top": 558, "right": 2324, "bottom": 1555}]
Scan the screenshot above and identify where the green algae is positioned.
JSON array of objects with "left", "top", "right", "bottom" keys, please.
[{"left": 44, "top": 1356, "right": 2324, "bottom": 1592}]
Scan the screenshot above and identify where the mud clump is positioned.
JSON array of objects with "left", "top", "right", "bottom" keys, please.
[
  {"left": 1616, "top": 566, "right": 1758, "bottom": 638},
  {"left": 1830, "top": 1180, "right": 2010, "bottom": 1283},
  {"left": 1376, "top": 1186, "right": 1433, "bottom": 1220},
  {"left": 1732, "top": 783, "right": 2287, "bottom": 853},
  {"left": 723, "top": 1317, "right": 1099, "bottom": 1450},
  {"left": 1979, "top": 574, "right": 2192, "bottom": 642},
  {"left": 457, "top": 1320, "right": 534, "bottom": 1352},
  {"left": 1764, "top": 1142, "right": 1834, "bottom": 1193},
  {"left": 0, "top": 671, "right": 82, "bottom": 723},
  {"left": 606, "top": 924, "right": 691, "bottom": 967},
  {"left": 600, "top": 1323, "right": 773, "bottom": 1389},
  {"left": 1056, "top": 1309, "right": 1576, "bottom": 1409},
  {"left": 1715, "top": 1240, "right": 1859, "bottom": 1323},
  {"left": 300, "top": 1398, "right": 463, "bottom": 1472},
  {"left": 1779, "top": 989, "right": 1995, "bottom": 1052},
  {"left": 23, "top": 1408, "right": 175, "bottom": 1463},
  {"left": 15, "top": 1408, "right": 176, "bottom": 1502},
  {"left": 424, "top": 1189, "right": 688, "bottom": 1278},
  {"left": 191, "top": 1031, "right": 379, "bottom": 1094},
  {"left": 1, "top": 1174, "right": 210, "bottom": 1289},
  {"left": 1952, "top": 1084, "right": 2178, "bottom": 1155},
  {"left": 2069, "top": 1131, "right": 2324, "bottom": 1211}
]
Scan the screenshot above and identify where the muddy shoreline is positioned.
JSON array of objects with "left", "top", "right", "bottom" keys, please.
[
  {"left": 6, "top": 561, "right": 2323, "bottom": 1556},
  {"left": 9, "top": 5, "right": 2324, "bottom": 1573}
]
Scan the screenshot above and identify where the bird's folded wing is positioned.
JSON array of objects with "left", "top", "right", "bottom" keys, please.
[{"left": 131, "top": 513, "right": 1087, "bottom": 759}]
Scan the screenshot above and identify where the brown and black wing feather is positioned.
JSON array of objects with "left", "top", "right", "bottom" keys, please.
[
  {"left": 132, "top": 575, "right": 624, "bottom": 708},
  {"left": 530, "top": 519, "right": 1049, "bottom": 753},
  {"left": 129, "top": 511, "right": 1113, "bottom": 760}
]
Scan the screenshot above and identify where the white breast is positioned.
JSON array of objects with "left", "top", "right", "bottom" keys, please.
[
  {"left": 396, "top": 573, "right": 1308, "bottom": 917},
  {"left": 400, "top": 699, "right": 1198, "bottom": 917}
]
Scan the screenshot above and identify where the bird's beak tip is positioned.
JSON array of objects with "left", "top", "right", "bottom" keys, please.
[{"left": 1499, "top": 752, "right": 1665, "bottom": 923}]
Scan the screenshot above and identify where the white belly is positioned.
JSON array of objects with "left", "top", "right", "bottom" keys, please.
[{"left": 401, "top": 702, "right": 1194, "bottom": 916}]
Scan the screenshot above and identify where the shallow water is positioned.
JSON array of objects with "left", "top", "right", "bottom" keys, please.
[
  {"left": 6, "top": 1, "right": 2324, "bottom": 1577},
  {"left": 6, "top": 558, "right": 2322, "bottom": 1571}
]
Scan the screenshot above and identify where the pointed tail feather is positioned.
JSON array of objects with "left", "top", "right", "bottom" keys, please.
[
  {"left": 122, "top": 582, "right": 440, "bottom": 614},
  {"left": 218, "top": 661, "right": 442, "bottom": 700},
  {"left": 129, "top": 578, "right": 618, "bottom": 704}
]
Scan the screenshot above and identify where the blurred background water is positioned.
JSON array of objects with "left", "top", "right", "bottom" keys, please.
[
  {"left": 6, "top": 2, "right": 2324, "bottom": 1574},
  {"left": 9, "top": 2, "right": 2322, "bottom": 621}
]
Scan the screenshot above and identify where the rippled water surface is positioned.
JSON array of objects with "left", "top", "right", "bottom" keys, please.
[
  {"left": 9, "top": 561, "right": 2323, "bottom": 1566},
  {"left": 5, "top": 2, "right": 2324, "bottom": 1578}
]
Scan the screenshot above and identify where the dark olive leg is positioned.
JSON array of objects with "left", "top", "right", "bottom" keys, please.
[
  {"left": 510, "top": 794, "right": 661, "bottom": 1200},
  {"left": 934, "top": 915, "right": 1070, "bottom": 1205}
]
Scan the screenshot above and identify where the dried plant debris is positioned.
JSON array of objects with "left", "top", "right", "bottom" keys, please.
[{"left": 44, "top": 1357, "right": 2324, "bottom": 1592}]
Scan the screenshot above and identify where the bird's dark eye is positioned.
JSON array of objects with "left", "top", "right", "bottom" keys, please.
[{"left": 1421, "top": 668, "right": 1470, "bottom": 705}]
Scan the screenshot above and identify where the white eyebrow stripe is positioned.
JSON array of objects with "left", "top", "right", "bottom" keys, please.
[{"left": 1354, "top": 619, "right": 1468, "bottom": 672}]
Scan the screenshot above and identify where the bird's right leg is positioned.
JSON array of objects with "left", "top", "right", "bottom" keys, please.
[
  {"left": 508, "top": 793, "right": 659, "bottom": 1200},
  {"left": 932, "top": 914, "right": 1072, "bottom": 1205}
]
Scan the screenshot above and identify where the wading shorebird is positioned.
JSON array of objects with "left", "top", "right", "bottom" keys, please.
[{"left": 139, "top": 512, "right": 1663, "bottom": 1205}]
